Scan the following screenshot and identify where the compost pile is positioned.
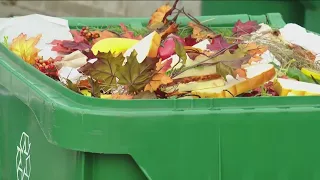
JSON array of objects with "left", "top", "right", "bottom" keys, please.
[{"left": 2, "top": 0, "right": 320, "bottom": 99}]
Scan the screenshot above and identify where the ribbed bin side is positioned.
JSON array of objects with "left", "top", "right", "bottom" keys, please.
[{"left": 3, "top": 13, "right": 320, "bottom": 180}]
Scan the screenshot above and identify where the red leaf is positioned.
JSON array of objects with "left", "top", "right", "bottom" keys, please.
[
  {"left": 207, "top": 35, "right": 229, "bottom": 51},
  {"left": 51, "top": 40, "right": 61, "bottom": 45},
  {"left": 207, "top": 35, "right": 238, "bottom": 52},
  {"left": 51, "top": 39, "right": 91, "bottom": 54},
  {"left": 184, "top": 35, "right": 197, "bottom": 46},
  {"left": 61, "top": 41, "right": 91, "bottom": 51},
  {"left": 51, "top": 29, "right": 91, "bottom": 54},
  {"left": 120, "top": 23, "right": 143, "bottom": 40},
  {"left": 70, "top": 30, "right": 86, "bottom": 43},
  {"left": 232, "top": 20, "right": 260, "bottom": 37},
  {"left": 51, "top": 42, "right": 72, "bottom": 53},
  {"left": 82, "top": 49, "right": 96, "bottom": 59}
]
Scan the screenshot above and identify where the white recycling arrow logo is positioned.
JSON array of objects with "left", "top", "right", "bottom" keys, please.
[{"left": 16, "top": 132, "right": 31, "bottom": 180}]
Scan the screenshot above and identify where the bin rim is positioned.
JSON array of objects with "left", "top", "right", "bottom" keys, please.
[{"left": 2, "top": 13, "right": 318, "bottom": 111}]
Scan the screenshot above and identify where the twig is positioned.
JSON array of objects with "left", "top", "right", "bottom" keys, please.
[
  {"left": 170, "top": 57, "right": 182, "bottom": 77},
  {"left": 172, "top": 43, "right": 239, "bottom": 78},
  {"left": 186, "top": 49, "right": 210, "bottom": 57},
  {"left": 156, "top": 7, "right": 182, "bottom": 35},
  {"left": 162, "top": 0, "right": 180, "bottom": 23},
  {"left": 180, "top": 9, "right": 214, "bottom": 33},
  {"left": 200, "top": 18, "right": 216, "bottom": 24}
]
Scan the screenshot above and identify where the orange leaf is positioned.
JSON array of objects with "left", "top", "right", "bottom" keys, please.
[
  {"left": 248, "top": 46, "right": 268, "bottom": 56},
  {"left": 239, "top": 43, "right": 268, "bottom": 64},
  {"left": 159, "top": 23, "right": 179, "bottom": 39},
  {"left": 234, "top": 68, "right": 247, "bottom": 78},
  {"left": 91, "top": 30, "right": 117, "bottom": 44},
  {"left": 144, "top": 59, "right": 173, "bottom": 92},
  {"left": 78, "top": 79, "right": 91, "bottom": 89},
  {"left": 188, "top": 22, "right": 215, "bottom": 41},
  {"left": 111, "top": 93, "right": 133, "bottom": 100},
  {"left": 9, "top": 33, "right": 42, "bottom": 65},
  {"left": 77, "top": 79, "right": 104, "bottom": 89},
  {"left": 241, "top": 43, "right": 268, "bottom": 56},
  {"left": 248, "top": 55, "right": 262, "bottom": 64},
  {"left": 148, "top": 4, "right": 172, "bottom": 28}
]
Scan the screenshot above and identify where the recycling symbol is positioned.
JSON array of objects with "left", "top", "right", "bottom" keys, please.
[{"left": 16, "top": 132, "right": 31, "bottom": 180}]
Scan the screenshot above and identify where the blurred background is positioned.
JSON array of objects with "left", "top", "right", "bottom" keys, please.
[
  {"left": 0, "top": 0, "right": 319, "bottom": 32},
  {"left": 0, "top": 0, "right": 201, "bottom": 17}
]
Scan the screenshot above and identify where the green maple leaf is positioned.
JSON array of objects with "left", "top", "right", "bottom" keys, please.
[
  {"left": 78, "top": 51, "right": 125, "bottom": 90},
  {"left": 216, "top": 62, "right": 235, "bottom": 81},
  {"left": 88, "top": 78, "right": 101, "bottom": 98},
  {"left": 116, "top": 50, "right": 157, "bottom": 93}
]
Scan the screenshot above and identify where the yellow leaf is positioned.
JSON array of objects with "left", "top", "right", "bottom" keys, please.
[
  {"left": 9, "top": 33, "right": 42, "bottom": 65},
  {"left": 80, "top": 89, "right": 92, "bottom": 97}
]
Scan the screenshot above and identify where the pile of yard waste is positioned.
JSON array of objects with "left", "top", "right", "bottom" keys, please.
[{"left": 1, "top": 0, "right": 320, "bottom": 99}]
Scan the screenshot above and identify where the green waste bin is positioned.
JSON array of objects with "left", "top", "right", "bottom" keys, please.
[
  {"left": 301, "top": 1, "right": 320, "bottom": 34},
  {"left": 202, "top": 0, "right": 320, "bottom": 33},
  {"left": 1, "top": 13, "right": 320, "bottom": 180}
]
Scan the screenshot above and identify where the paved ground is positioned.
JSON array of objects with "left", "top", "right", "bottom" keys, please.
[{"left": 0, "top": 1, "right": 201, "bottom": 17}]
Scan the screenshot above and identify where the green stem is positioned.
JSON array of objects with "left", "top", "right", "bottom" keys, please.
[{"left": 170, "top": 58, "right": 182, "bottom": 77}]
